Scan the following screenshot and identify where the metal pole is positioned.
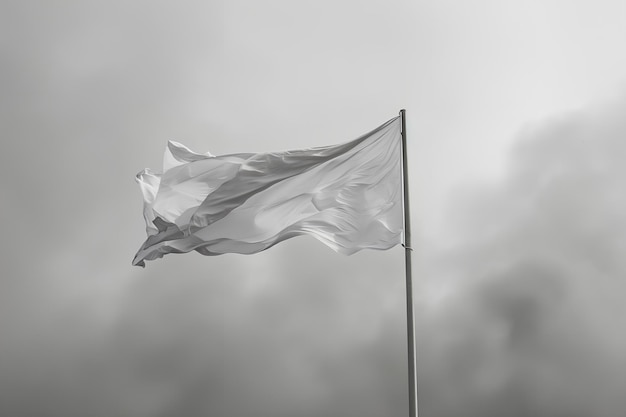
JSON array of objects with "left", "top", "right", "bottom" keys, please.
[{"left": 400, "top": 109, "right": 417, "bottom": 417}]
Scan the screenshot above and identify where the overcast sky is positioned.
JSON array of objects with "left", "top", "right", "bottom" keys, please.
[{"left": 1, "top": 1, "right": 626, "bottom": 416}]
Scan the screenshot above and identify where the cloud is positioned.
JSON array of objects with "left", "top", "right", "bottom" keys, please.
[
  {"left": 1, "top": 1, "right": 625, "bottom": 416},
  {"left": 417, "top": 96, "right": 626, "bottom": 417},
  {"left": 3, "top": 94, "right": 624, "bottom": 416}
]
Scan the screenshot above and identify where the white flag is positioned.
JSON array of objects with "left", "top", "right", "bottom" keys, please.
[{"left": 133, "top": 117, "right": 403, "bottom": 266}]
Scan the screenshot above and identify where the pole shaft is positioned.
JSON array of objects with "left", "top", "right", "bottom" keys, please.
[{"left": 400, "top": 109, "right": 417, "bottom": 417}]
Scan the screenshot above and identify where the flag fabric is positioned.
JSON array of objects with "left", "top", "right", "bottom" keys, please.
[{"left": 133, "top": 117, "right": 403, "bottom": 266}]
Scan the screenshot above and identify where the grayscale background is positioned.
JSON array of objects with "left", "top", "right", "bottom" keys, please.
[{"left": 2, "top": 1, "right": 625, "bottom": 416}]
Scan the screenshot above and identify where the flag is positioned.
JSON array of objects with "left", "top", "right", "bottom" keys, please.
[{"left": 133, "top": 116, "right": 403, "bottom": 266}]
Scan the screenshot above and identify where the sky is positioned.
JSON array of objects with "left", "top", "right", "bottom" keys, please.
[{"left": 1, "top": 1, "right": 626, "bottom": 416}]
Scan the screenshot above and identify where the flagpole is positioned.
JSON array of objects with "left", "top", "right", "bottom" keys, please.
[{"left": 400, "top": 109, "right": 417, "bottom": 417}]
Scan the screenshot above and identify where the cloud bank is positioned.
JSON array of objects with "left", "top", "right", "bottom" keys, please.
[
  {"left": 2, "top": 93, "right": 625, "bottom": 416},
  {"left": 417, "top": 97, "right": 626, "bottom": 417},
  {"left": 1, "top": 2, "right": 625, "bottom": 416}
]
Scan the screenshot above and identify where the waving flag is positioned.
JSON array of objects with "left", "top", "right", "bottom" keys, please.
[{"left": 133, "top": 117, "right": 403, "bottom": 266}]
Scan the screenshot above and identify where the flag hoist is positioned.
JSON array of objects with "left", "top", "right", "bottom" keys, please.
[{"left": 133, "top": 110, "right": 418, "bottom": 417}]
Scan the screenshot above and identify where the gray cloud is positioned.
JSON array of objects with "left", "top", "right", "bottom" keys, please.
[
  {"left": 2, "top": 92, "right": 624, "bottom": 416},
  {"left": 417, "top": 97, "right": 626, "bottom": 417},
  {"left": 1, "top": 1, "right": 626, "bottom": 416}
]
